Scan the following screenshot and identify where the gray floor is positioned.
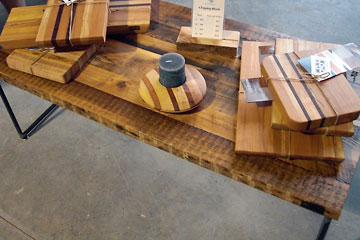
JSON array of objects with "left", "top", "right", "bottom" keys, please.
[{"left": 0, "top": 1, "right": 360, "bottom": 239}]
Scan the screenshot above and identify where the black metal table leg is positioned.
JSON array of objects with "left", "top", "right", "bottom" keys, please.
[
  {"left": 0, "top": 83, "right": 58, "bottom": 139},
  {"left": 316, "top": 216, "right": 332, "bottom": 240}
]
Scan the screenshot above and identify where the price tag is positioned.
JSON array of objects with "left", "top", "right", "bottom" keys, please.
[{"left": 192, "top": 0, "right": 225, "bottom": 40}]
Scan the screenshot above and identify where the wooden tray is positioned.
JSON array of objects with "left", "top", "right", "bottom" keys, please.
[
  {"left": 6, "top": 45, "right": 96, "bottom": 83},
  {"left": 262, "top": 46, "right": 360, "bottom": 131},
  {"left": 74, "top": 39, "right": 235, "bottom": 143},
  {"left": 235, "top": 41, "right": 344, "bottom": 161}
]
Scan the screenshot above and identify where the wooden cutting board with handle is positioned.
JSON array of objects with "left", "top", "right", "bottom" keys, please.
[{"left": 235, "top": 40, "right": 344, "bottom": 161}]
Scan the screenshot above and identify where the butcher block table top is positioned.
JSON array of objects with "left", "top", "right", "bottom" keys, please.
[{"left": 0, "top": 1, "right": 359, "bottom": 220}]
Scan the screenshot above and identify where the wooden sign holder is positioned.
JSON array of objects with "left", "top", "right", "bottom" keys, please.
[{"left": 176, "top": 27, "right": 240, "bottom": 58}]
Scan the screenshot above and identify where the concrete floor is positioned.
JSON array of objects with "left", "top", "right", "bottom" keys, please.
[{"left": 0, "top": 0, "right": 360, "bottom": 239}]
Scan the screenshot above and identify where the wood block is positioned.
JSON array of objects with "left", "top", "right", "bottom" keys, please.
[
  {"left": 108, "top": 0, "right": 151, "bottom": 34},
  {"left": 272, "top": 100, "right": 354, "bottom": 137},
  {"left": 235, "top": 41, "right": 344, "bottom": 161},
  {"left": 0, "top": 5, "right": 44, "bottom": 49},
  {"left": 139, "top": 66, "right": 207, "bottom": 113},
  {"left": 6, "top": 45, "right": 96, "bottom": 83},
  {"left": 176, "top": 26, "right": 240, "bottom": 57},
  {"left": 262, "top": 50, "right": 360, "bottom": 131},
  {"left": 36, "top": 0, "right": 109, "bottom": 48},
  {"left": 0, "top": 3, "right": 150, "bottom": 49}
]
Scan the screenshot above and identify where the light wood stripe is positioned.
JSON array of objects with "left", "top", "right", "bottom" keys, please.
[{"left": 142, "top": 73, "right": 161, "bottom": 110}]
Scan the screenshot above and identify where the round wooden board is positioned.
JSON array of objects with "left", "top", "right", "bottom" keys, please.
[{"left": 139, "top": 65, "right": 207, "bottom": 113}]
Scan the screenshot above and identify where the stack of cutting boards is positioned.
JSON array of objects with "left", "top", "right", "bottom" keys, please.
[
  {"left": 0, "top": 1, "right": 151, "bottom": 84},
  {"left": 235, "top": 38, "right": 360, "bottom": 162}
]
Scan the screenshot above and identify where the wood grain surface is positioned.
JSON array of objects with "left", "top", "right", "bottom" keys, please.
[
  {"left": 139, "top": 65, "right": 207, "bottom": 113},
  {"left": 262, "top": 49, "right": 360, "bottom": 131},
  {"left": 235, "top": 41, "right": 344, "bottom": 161},
  {"left": 0, "top": 2, "right": 150, "bottom": 49},
  {"left": 0, "top": 5, "right": 44, "bottom": 49},
  {"left": 272, "top": 101, "right": 355, "bottom": 137},
  {"left": 176, "top": 26, "right": 240, "bottom": 57},
  {"left": 36, "top": 0, "right": 109, "bottom": 47},
  {"left": 1, "top": 1, "right": 359, "bottom": 220},
  {"left": 108, "top": 0, "right": 151, "bottom": 34},
  {"left": 6, "top": 46, "right": 96, "bottom": 83}
]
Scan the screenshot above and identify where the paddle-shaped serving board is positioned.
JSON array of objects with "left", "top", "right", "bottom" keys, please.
[
  {"left": 235, "top": 40, "right": 344, "bottom": 161},
  {"left": 74, "top": 39, "right": 236, "bottom": 143}
]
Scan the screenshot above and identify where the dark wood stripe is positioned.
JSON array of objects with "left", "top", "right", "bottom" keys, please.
[
  {"left": 182, "top": 82, "right": 195, "bottom": 106},
  {"left": 273, "top": 55, "right": 312, "bottom": 130},
  {"left": 51, "top": 5, "right": 65, "bottom": 48},
  {"left": 285, "top": 53, "right": 326, "bottom": 128},
  {"left": 65, "top": 3, "right": 78, "bottom": 46},
  {"left": 142, "top": 76, "right": 161, "bottom": 110},
  {"left": 166, "top": 88, "right": 180, "bottom": 111}
]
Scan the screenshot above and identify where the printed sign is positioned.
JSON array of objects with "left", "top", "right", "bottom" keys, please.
[{"left": 192, "top": 0, "right": 225, "bottom": 39}]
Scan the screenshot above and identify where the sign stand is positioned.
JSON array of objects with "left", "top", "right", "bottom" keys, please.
[{"left": 176, "top": 0, "right": 240, "bottom": 57}]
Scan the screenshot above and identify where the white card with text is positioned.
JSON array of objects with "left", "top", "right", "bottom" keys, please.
[{"left": 192, "top": 0, "right": 225, "bottom": 40}]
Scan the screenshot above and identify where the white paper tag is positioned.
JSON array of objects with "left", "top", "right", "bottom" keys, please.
[
  {"left": 310, "top": 55, "right": 331, "bottom": 81},
  {"left": 192, "top": 0, "right": 225, "bottom": 40}
]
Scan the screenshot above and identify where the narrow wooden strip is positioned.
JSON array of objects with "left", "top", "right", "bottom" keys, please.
[
  {"left": 273, "top": 55, "right": 312, "bottom": 130},
  {"left": 166, "top": 88, "right": 180, "bottom": 111},
  {"left": 182, "top": 82, "right": 195, "bottom": 106},
  {"left": 142, "top": 75, "right": 161, "bottom": 110},
  {"left": 51, "top": 4, "right": 64, "bottom": 48},
  {"left": 66, "top": 4, "right": 78, "bottom": 46},
  {"left": 285, "top": 53, "right": 326, "bottom": 128}
]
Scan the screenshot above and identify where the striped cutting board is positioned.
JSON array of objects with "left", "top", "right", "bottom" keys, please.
[
  {"left": 36, "top": 0, "right": 109, "bottom": 47},
  {"left": 262, "top": 50, "right": 360, "bottom": 131}
]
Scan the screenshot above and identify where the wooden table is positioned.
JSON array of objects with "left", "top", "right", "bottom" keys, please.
[{"left": 0, "top": 1, "right": 359, "bottom": 239}]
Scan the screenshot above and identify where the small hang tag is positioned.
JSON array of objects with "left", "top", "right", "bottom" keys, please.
[
  {"left": 310, "top": 55, "right": 331, "bottom": 81},
  {"left": 241, "top": 78, "right": 273, "bottom": 103},
  {"left": 298, "top": 43, "right": 360, "bottom": 82}
]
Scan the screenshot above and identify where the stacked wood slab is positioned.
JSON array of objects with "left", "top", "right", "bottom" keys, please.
[{"left": 235, "top": 38, "right": 360, "bottom": 162}]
